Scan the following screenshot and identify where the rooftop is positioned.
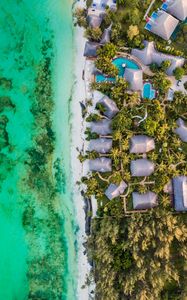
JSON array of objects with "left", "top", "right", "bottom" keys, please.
[
  {"left": 146, "top": 10, "right": 179, "bottom": 40},
  {"left": 124, "top": 68, "right": 143, "bottom": 91},
  {"left": 164, "top": 0, "right": 187, "bottom": 21},
  {"left": 88, "top": 138, "right": 112, "bottom": 153},
  {"left": 89, "top": 157, "right": 112, "bottom": 172},
  {"left": 173, "top": 176, "right": 187, "bottom": 211},
  {"left": 98, "top": 95, "right": 119, "bottom": 119},
  {"left": 90, "top": 119, "right": 112, "bottom": 135},
  {"left": 100, "top": 25, "right": 111, "bottom": 44},
  {"left": 174, "top": 118, "right": 187, "bottom": 142},
  {"left": 84, "top": 41, "right": 100, "bottom": 57},
  {"left": 130, "top": 159, "right": 155, "bottom": 177},
  {"left": 132, "top": 191, "right": 158, "bottom": 210},
  {"left": 105, "top": 181, "right": 127, "bottom": 200},
  {"left": 132, "top": 41, "right": 185, "bottom": 75},
  {"left": 87, "top": 14, "right": 103, "bottom": 28},
  {"left": 130, "top": 135, "right": 155, "bottom": 154}
]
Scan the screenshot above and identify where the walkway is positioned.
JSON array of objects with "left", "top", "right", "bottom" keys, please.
[{"left": 169, "top": 75, "right": 187, "bottom": 94}]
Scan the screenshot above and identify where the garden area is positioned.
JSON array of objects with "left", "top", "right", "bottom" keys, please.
[
  {"left": 74, "top": 0, "right": 187, "bottom": 57},
  {"left": 83, "top": 80, "right": 187, "bottom": 300},
  {"left": 75, "top": 1, "right": 187, "bottom": 299}
]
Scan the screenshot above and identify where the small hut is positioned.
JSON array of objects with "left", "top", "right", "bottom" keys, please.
[
  {"left": 130, "top": 159, "right": 155, "bottom": 177},
  {"left": 84, "top": 41, "right": 100, "bottom": 58},
  {"left": 130, "top": 135, "right": 155, "bottom": 153},
  {"left": 174, "top": 118, "right": 187, "bottom": 142},
  {"left": 105, "top": 181, "right": 127, "bottom": 200},
  {"left": 90, "top": 119, "right": 112, "bottom": 135},
  {"left": 89, "top": 157, "right": 112, "bottom": 172},
  {"left": 98, "top": 95, "right": 119, "bottom": 119},
  {"left": 173, "top": 176, "right": 187, "bottom": 211},
  {"left": 132, "top": 191, "right": 158, "bottom": 210},
  {"left": 88, "top": 138, "right": 112, "bottom": 153}
]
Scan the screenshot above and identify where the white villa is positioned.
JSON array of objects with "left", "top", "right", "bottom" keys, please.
[
  {"left": 162, "top": 0, "right": 187, "bottom": 21},
  {"left": 132, "top": 41, "right": 185, "bottom": 75},
  {"left": 146, "top": 10, "right": 179, "bottom": 40}
]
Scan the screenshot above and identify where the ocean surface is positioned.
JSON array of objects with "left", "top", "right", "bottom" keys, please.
[{"left": 0, "top": 0, "right": 77, "bottom": 299}]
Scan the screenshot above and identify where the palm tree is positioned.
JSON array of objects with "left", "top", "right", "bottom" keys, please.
[{"left": 110, "top": 147, "right": 120, "bottom": 168}]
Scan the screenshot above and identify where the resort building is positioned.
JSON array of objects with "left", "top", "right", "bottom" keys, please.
[
  {"left": 88, "top": 138, "right": 112, "bottom": 153},
  {"left": 84, "top": 41, "right": 100, "bottom": 57},
  {"left": 162, "top": 0, "right": 187, "bottom": 21},
  {"left": 124, "top": 68, "right": 143, "bottom": 91},
  {"left": 130, "top": 159, "right": 155, "bottom": 177},
  {"left": 91, "top": 0, "right": 117, "bottom": 11},
  {"left": 98, "top": 95, "right": 119, "bottom": 118},
  {"left": 173, "top": 176, "right": 187, "bottom": 211},
  {"left": 90, "top": 119, "right": 112, "bottom": 135},
  {"left": 132, "top": 191, "right": 158, "bottom": 210},
  {"left": 89, "top": 157, "right": 112, "bottom": 172},
  {"left": 145, "top": 10, "right": 179, "bottom": 40},
  {"left": 100, "top": 25, "right": 111, "bottom": 44},
  {"left": 174, "top": 118, "right": 187, "bottom": 142},
  {"left": 87, "top": 7, "right": 104, "bottom": 28},
  {"left": 105, "top": 181, "right": 127, "bottom": 200},
  {"left": 132, "top": 41, "right": 185, "bottom": 75},
  {"left": 129, "top": 135, "right": 155, "bottom": 154}
]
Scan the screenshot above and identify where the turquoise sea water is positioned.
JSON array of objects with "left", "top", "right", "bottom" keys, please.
[{"left": 0, "top": 0, "right": 76, "bottom": 299}]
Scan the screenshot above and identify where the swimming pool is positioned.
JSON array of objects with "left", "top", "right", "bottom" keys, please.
[
  {"left": 142, "top": 82, "right": 156, "bottom": 99},
  {"left": 96, "top": 57, "right": 140, "bottom": 82}
]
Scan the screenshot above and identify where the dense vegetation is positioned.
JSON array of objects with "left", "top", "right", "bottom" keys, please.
[
  {"left": 75, "top": 0, "right": 187, "bottom": 57},
  {"left": 74, "top": 0, "right": 187, "bottom": 298},
  {"left": 85, "top": 81, "right": 187, "bottom": 300}
]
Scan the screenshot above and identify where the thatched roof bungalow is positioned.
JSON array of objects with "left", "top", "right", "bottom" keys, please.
[
  {"left": 100, "top": 25, "right": 112, "bottom": 44},
  {"left": 132, "top": 191, "right": 158, "bottom": 210},
  {"left": 174, "top": 118, "right": 187, "bottom": 142},
  {"left": 130, "top": 135, "right": 155, "bottom": 154},
  {"left": 105, "top": 181, "right": 127, "bottom": 200},
  {"left": 173, "top": 176, "right": 187, "bottom": 211},
  {"left": 84, "top": 41, "right": 100, "bottom": 57},
  {"left": 90, "top": 119, "right": 112, "bottom": 135},
  {"left": 89, "top": 157, "right": 112, "bottom": 172},
  {"left": 98, "top": 95, "right": 119, "bottom": 119},
  {"left": 88, "top": 138, "right": 112, "bottom": 153},
  {"left": 124, "top": 68, "right": 143, "bottom": 91},
  {"left": 130, "top": 159, "right": 155, "bottom": 177},
  {"left": 132, "top": 41, "right": 185, "bottom": 75}
]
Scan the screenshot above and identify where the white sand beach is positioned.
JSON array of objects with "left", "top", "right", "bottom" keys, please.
[{"left": 70, "top": 3, "right": 91, "bottom": 298}]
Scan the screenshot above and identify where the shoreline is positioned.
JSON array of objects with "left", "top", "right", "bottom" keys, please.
[{"left": 70, "top": 3, "right": 92, "bottom": 298}]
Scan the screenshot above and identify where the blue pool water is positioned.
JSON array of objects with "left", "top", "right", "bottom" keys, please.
[
  {"left": 96, "top": 57, "right": 139, "bottom": 82},
  {"left": 143, "top": 82, "right": 156, "bottom": 99},
  {"left": 151, "top": 11, "right": 158, "bottom": 20},
  {"left": 145, "top": 23, "right": 152, "bottom": 31}
]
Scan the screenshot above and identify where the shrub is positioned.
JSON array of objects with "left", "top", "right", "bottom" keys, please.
[
  {"left": 127, "top": 25, "right": 139, "bottom": 41},
  {"left": 95, "top": 57, "right": 118, "bottom": 77},
  {"left": 173, "top": 67, "right": 185, "bottom": 80},
  {"left": 97, "top": 43, "right": 117, "bottom": 59},
  {"left": 85, "top": 27, "right": 102, "bottom": 42}
]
